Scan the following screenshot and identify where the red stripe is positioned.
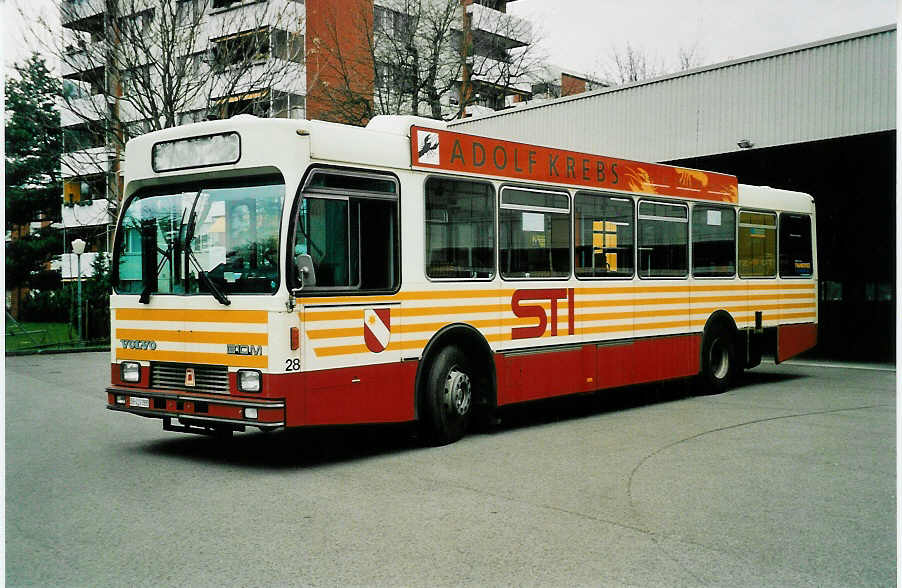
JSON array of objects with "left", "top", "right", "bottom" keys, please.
[
  {"left": 495, "top": 334, "right": 700, "bottom": 406},
  {"left": 777, "top": 323, "right": 817, "bottom": 363}
]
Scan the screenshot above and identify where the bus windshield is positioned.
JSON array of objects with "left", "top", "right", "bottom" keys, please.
[{"left": 114, "top": 177, "right": 284, "bottom": 297}]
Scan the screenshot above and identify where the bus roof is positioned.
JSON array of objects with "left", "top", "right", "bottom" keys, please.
[{"left": 124, "top": 115, "right": 813, "bottom": 213}]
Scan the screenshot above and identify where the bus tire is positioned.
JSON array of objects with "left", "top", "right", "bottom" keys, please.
[
  {"left": 699, "top": 326, "right": 736, "bottom": 394},
  {"left": 421, "top": 346, "right": 473, "bottom": 446}
]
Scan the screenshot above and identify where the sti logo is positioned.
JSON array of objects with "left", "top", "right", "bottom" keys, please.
[{"left": 511, "top": 289, "right": 575, "bottom": 340}]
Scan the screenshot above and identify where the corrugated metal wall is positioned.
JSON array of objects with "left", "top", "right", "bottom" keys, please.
[{"left": 451, "top": 26, "right": 896, "bottom": 162}]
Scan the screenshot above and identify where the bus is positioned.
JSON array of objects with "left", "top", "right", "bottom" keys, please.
[{"left": 107, "top": 114, "right": 817, "bottom": 444}]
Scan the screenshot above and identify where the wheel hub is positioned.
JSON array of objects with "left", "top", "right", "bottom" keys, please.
[
  {"left": 711, "top": 341, "right": 730, "bottom": 380},
  {"left": 444, "top": 367, "right": 471, "bottom": 416}
]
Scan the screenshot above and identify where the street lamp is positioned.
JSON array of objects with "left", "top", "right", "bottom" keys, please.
[{"left": 72, "top": 238, "right": 86, "bottom": 340}]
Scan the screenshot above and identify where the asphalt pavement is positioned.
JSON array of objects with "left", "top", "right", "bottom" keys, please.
[{"left": 5, "top": 352, "right": 896, "bottom": 586}]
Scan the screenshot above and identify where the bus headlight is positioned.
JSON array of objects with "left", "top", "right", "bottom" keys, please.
[
  {"left": 237, "top": 370, "right": 261, "bottom": 393},
  {"left": 121, "top": 362, "right": 141, "bottom": 383}
]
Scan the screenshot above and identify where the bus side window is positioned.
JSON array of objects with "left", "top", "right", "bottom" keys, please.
[
  {"left": 574, "top": 192, "right": 634, "bottom": 278},
  {"left": 638, "top": 200, "right": 688, "bottom": 278},
  {"left": 779, "top": 213, "right": 813, "bottom": 277},
  {"left": 499, "top": 187, "right": 570, "bottom": 279},
  {"left": 425, "top": 177, "right": 495, "bottom": 280},
  {"left": 295, "top": 197, "right": 355, "bottom": 288},
  {"left": 296, "top": 170, "right": 399, "bottom": 291},
  {"left": 692, "top": 205, "right": 736, "bottom": 277},
  {"left": 738, "top": 210, "right": 777, "bottom": 277}
]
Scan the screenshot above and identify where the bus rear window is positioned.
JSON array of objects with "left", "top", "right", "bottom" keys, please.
[{"left": 780, "top": 213, "right": 813, "bottom": 277}]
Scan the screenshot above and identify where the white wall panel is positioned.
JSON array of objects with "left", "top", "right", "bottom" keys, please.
[{"left": 452, "top": 26, "right": 896, "bottom": 162}]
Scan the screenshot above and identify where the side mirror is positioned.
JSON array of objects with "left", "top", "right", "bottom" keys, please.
[{"left": 294, "top": 253, "right": 316, "bottom": 288}]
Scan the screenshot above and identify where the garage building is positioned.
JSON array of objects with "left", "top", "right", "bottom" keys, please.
[{"left": 450, "top": 25, "right": 896, "bottom": 361}]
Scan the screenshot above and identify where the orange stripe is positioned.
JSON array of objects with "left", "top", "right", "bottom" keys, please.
[
  {"left": 115, "top": 308, "right": 268, "bottom": 323},
  {"left": 300, "top": 283, "right": 816, "bottom": 307},
  {"left": 309, "top": 298, "right": 763, "bottom": 321},
  {"left": 115, "top": 329, "right": 268, "bottom": 345},
  {"left": 306, "top": 304, "right": 817, "bottom": 340},
  {"left": 302, "top": 309, "right": 365, "bottom": 321},
  {"left": 299, "top": 288, "right": 516, "bottom": 306},
  {"left": 304, "top": 304, "right": 509, "bottom": 322},
  {"left": 311, "top": 313, "right": 818, "bottom": 357},
  {"left": 115, "top": 348, "right": 268, "bottom": 368}
]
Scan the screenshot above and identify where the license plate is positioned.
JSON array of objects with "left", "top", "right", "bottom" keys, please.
[{"left": 130, "top": 396, "right": 150, "bottom": 408}]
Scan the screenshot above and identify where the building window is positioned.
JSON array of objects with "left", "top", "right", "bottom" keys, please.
[
  {"left": 375, "top": 61, "right": 415, "bottom": 92},
  {"left": 574, "top": 192, "right": 633, "bottom": 278},
  {"left": 425, "top": 177, "right": 495, "bottom": 280},
  {"left": 63, "top": 175, "right": 105, "bottom": 205},
  {"left": 272, "top": 92, "right": 306, "bottom": 119},
  {"left": 738, "top": 210, "right": 776, "bottom": 277},
  {"left": 124, "top": 120, "right": 153, "bottom": 140},
  {"left": 692, "top": 205, "right": 735, "bottom": 277},
  {"left": 63, "top": 123, "right": 104, "bottom": 150},
  {"left": 779, "top": 213, "right": 813, "bottom": 278},
  {"left": 212, "top": 28, "right": 270, "bottom": 70},
  {"left": 531, "top": 81, "right": 561, "bottom": 98},
  {"left": 271, "top": 29, "right": 304, "bottom": 63},
  {"left": 499, "top": 187, "right": 570, "bottom": 279},
  {"left": 178, "top": 110, "right": 206, "bottom": 125},
  {"left": 215, "top": 89, "right": 270, "bottom": 118},
  {"left": 638, "top": 200, "right": 688, "bottom": 278},
  {"left": 374, "top": 6, "right": 412, "bottom": 38}
]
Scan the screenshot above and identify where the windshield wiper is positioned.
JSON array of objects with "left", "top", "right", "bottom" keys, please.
[
  {"left": 139, "top": 247, "right": 173, "bottom": 304},
  {"left": 138, "top": 213, "right": 185, "bottom": 305},
  {"left": 185, "top": 246, "right": 231, "bottom": 306},
  {"left": 184, "top": 199, "right": 231, "bottom": 306}
]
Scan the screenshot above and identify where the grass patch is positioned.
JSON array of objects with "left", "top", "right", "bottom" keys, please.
[{"left": 5, "top": 321, "right": 83, "bottom": 352}]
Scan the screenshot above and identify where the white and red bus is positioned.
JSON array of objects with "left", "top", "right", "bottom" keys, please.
[{"left": 107, "top": 114, "right": 817, "bottom": 444}]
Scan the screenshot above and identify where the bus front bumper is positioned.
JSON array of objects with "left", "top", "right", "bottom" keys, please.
[{"left": 106, "top": 387, "right": 285, "bottom": 432}]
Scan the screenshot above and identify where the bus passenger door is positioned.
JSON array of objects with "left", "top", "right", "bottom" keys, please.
[
  {"left": 293, "top": 168, "right": 408, "bottom": 426},
  {"left": 299, "top": 301, "right": 404, "bottom": 426}
]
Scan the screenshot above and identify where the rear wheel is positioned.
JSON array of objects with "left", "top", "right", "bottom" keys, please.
[
  {"left": 421, "top": 346, "right": 473, "bottom": 446},
  {"left": 700, "top": 326, "right": 736, "bottom": 394}
]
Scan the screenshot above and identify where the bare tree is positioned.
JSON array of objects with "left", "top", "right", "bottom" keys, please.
[
  {"left": 308, "top": 0, "right": 544, "bottom": 124},
  {"left": 304, "top": 0, "right": 377, "bottom": 126},
  {"left": 26, "top": 0, "right": 305, "bottom": 206},
  {"left": 676, "top": 41, "right": 705, "bottom": 71},
  {"left": 598, "top": 41, "right": 708, "bottom": 86},
  {"left": 600, "top": 42, "right": 663, "bottom": 85}
]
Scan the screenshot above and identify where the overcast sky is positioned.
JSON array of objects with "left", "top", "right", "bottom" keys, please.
[
  {"left": 2, "top": 0, "right": 897, "bottom": 74},
  {"left": 509, "top": 0, "right": 897, "bottom": 77}
]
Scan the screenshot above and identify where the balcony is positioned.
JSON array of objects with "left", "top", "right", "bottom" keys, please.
[
  {"left": 62, "top": 147, "right": 110, "bottom": 179},
  {"left": 57, "top": 252, "right": 110, "bottom": 280},
  {"left": 61, "top": 0, "right": 105, "bottom": 30},
  {"left": 61, "top": 42, "right": 105, "bottom": 79},
  {"left": 207, "top": 0, "right": 305, "bottom": 34},
  {"left": 466, "top": 2, "right": 531, "bottom": 49},
  {"left": 468, "top": 55, "right": 532, "bottom": 94},
  {"left": 61, "top": 94, "right": 109, "bottom": 127},
  {"left": 61, "top": 199, "right": 114, "bottom": 229},
  {"left": 209, "top": 60, "right": 306, "bottom": 103}
]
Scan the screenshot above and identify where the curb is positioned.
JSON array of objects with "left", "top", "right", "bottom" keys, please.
[{"left": 6, "top": 345, "right": 110, "bottom": 357}]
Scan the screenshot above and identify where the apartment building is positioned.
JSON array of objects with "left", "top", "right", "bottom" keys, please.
[{"left": 57, "top": 0, "right": 577, "bottom": 271}]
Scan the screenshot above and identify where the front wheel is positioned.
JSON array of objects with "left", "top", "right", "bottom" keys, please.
[
  {"left": 699, "top": 327, "right": 736, "bottom": 394},
  {"left": 421, "top": 346, "right": 473, "bottom": 446}
]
